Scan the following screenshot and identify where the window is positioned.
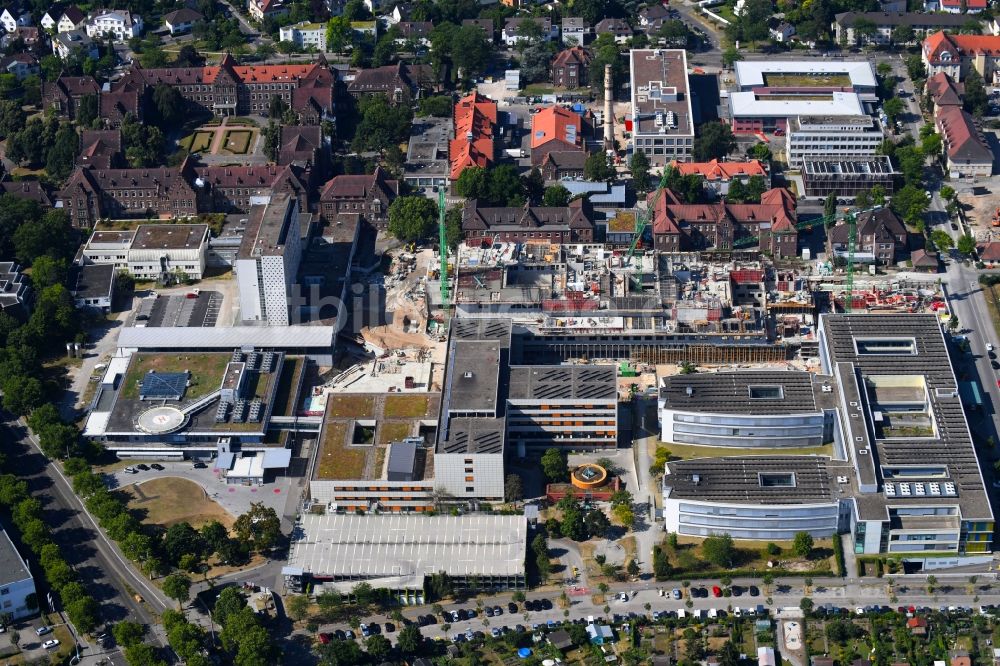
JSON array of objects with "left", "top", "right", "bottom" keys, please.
[
  {"left": 758, "top": 473, "right": 796, "bottom": 488},
  {"left": 855, "top": 337, "right": 916, "bottom": 355},
  {"left": 748, "top": 385, "right": 783, "bottom": 400}
]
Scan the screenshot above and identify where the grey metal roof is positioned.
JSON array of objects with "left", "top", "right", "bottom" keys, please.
[
  {"left": 448, "top": 340, "right": 502, "bottom": 413},
  {"left": 287, "top": 514, "right": 527, "bottom": 578},
  {"left": 821, "top": 313, "right": 993, "bottom": 521},
  {"left": 118, "top": 325, "right": 335, "bottom": 350},
  {"left": 386, "top": 440, "right": 417, "bottom": 476},
  {"left": 660, "top": 371, "right": 824, "bottom": 415},
  {"left": 0, "top": 530, "right": 30, "bottom": 587},
  {"left": 438, "top": 417, "right": 506, "bottom": 454},
  {"left": 508, "top": 365, "right": 617, "bottom": 402},
  {"left": 451, "top": 318, "right": 512, "bottom": 343},
  {"left": 665, "top": 456, "right": 835, "bottom": 504}
]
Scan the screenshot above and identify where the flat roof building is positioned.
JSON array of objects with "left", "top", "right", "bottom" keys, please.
[
  {"left": 235, "top": 193, "right": 303, "bottom": 326},
  {"left": 283, "top": 513, "right": 527, "bottom": 602},
  {"left": 802, "top": 156, "right": 897, "bottom": 198},
  {"left": 404, "top": 115, "right": 451, "bottom": 192},
  {"left": 629, "top": 49, "right": 694, "bottom": 165},
  {"left": 81, "top": 223, "right": 209, "bottom": 281},
  {"left": 733, "top": 60, "right": 878, "bottom": 95},
  {"left": 729, "top": 91, "right": 866, "bottom": 135},
  {"left": 0, "top": 528, "right": 36, "bottom": 620},
  {"left": 785, "top": 114, "right": 884, "bottom": 167}
]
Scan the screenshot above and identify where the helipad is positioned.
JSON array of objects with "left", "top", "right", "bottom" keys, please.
[{"left": 136, "top": 406, "right": 187, "bottom": 434}]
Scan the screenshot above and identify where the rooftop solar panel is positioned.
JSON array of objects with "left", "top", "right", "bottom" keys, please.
[{"left": 138, "top": 371, "right": 188, "bottom": 401}]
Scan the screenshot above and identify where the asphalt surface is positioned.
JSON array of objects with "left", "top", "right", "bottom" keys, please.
[{"left": 1, "top": 417, "right": 169, "bottom": 665}]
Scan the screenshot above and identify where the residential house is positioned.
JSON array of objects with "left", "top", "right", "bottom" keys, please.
[
  {"left": 926, "top": 72, "right": 964, "bottom": 114},
  {"left": 13, "top": 25, "right": 37, "bottom": 45},
  {"left": 77, "top": 129, "right": 123, "bottom": 169},
  {"left": 668, "top": 159, "right": 770, "bottom": 197},
  {"left": 979, "top": 241, "right": 1000, "bottom": 266},
  {"left": 548, "top": 629, "right": 574, "bottom": 652},
  {"left": 561, "top": 17, "right": 587, "bottom": 45},
  {"left": 922, "top": 31, "right": 1000, "bottom": 83},
  {"left": 40, "top": 7, "right": 60, "bottom": 30},
  {"left": 0, "top": 52, "right": 37, "bottom": 80},
  {"left": 350, "top": 21, "right": 377, "bottom": 39},
  {"left": 162, "top": 8, "right": 202, "bottom": 35},
  {"left": 69, "top": 263, "right": 116, "bottom": 312},
  {"left": 279, "top": 21, "right": 327, "bottom": 51},
  {"left": 41, "top": 75, "right": 100, "bottom": 119},
  {"left": 769, "top": 20, "right": 795, "bottom": 42},
  {"left": 385, "top": 3, "right": 410, "bottom": 24},
  {"left": 249, "top": 0, "right": 288, "bottom": 22},
  {"left": 907, "top": 617, "right": 929, "bottom": 636},
  {"left": 950, "top": 652, "right": 972, "bottom": 666},
  {"left": 551, "top": 46, "right": 591, "bottom": 89},
  {"left": 85, "top": 9, "right": 143, "bottom": 41},
  {"left": 347, "top": 62, "right": 433, "bottom": 104},
  {"left": 502, "top": 18, "right": 557, "bottom": 47},
  {"left": 0, "top": 262, "right": 30, "bottom": 320},
  {"left": 936, "top": 105, "right": 994, "bottom": 178},
  {"left": 827, "top": 207, "right": 908, "bottom": 265},
  {"left": 461, "top": 18, "right": 494, "bottom": 41},
  {"left": 56, "top": 6, "right": 86, "bottom": 32},
  {"left": 928, "top": 0, "right": 986, "bottom": 13},
  {"left": 650, "top": 187, "right": 798, "bottom": 257},
  {"left": 318, "top": 167, "right": 399, "bottom": 229},
  {"left": 52, "top": 29, "right": 97, "bottom": 58},
  {"left": 539, "top": 150, "right": 586, "bottom": 181},
  {"left": 594, "top": 18, "right": 632, "bottom": 43},
  {"left": 0, "top": 179, "right": 51, "bottom": 206},
  {"left": 639, "top": 3, "right": 670, "bottom": 30},
  {"left": 833, "top": 11, "right": 972, "bottom": 46},
  {"left": 909, "top": 249, "right": 939, "bottom": 272},
  {"left": 0, "top": 7, "right": 30, "bottom": 33},
  {"left": 460, "top": 198, "right": 596, "bottom": 244},
  {"left": 530, "top": 106, "right": 586, "bottom": 167},
  {"left": 450, "top": 91, "right": 496, "bottom": 181},
  {"left": 396, "top": 21, "right": 432, "bottom": 47}
]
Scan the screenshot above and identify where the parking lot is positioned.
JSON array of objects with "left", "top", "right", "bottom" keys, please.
[{"left": 133, "top": 290, "right": 223, "bottom": 327}]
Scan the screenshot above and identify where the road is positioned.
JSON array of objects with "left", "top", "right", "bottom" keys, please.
[
  {"left": 1, "top": 417, "right": 170, "bottom": 665},
  {"left": 314, "top": 572, "right": 1000, "bottom": 643},
  {"left": 218, "top": 0, "right": 261, "bottom": 37}
]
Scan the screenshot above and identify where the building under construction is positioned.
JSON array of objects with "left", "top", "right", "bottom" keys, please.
[{"left": 801, "top": 156, "right": 896, "bottom": 198}]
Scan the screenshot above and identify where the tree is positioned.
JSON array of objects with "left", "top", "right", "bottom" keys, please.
[
  {"left": 14, "top": 209, "right": 74, "bottom": 266},
  {"left": 693, "top": 122, "right": 736, "bottom": 161},
  {"left": 388, "top": 196, "right": 437, "bottom": 243},
  {"left": 2, "top": 375, "right": 44, "bottom": 416},
  {"left": 504, "top": 473, "right": 523, "bottom": 503},
  {"left": 418, "top": 96, "right": 453, "bottom": 117},
  {"left": 455, "top": 166, "right": 489, "bottom": 200},
  {"left": 163, "top": 523, "right": 205, "bottom": 565},
  {"left": 824, "top": 193, "right": 838, "bottom": 219},
  {"left": 233, "top": 502, "right": 281, "bottom": 552},
  {"left": 930, "top": 229, "right": 954, "bottom": 252},
  {"left": 286, "top": 594, "right": 310, "bottom": 622},
  {"left": 365, "top": 634, "right": 391, "bottom": 660},
  {"left": 958, "top": 233, "right": 977, "bottom": 256},
  {"left": 630, "top": 151, "right": 651, "bottom": 192},
  {"left": 153, "top": 84, "right": 186, "bottom": 127},
  {"left": 653, "top": 546, "right": 670, "bottom": 580},
  {"left": 584, "top": 152, "right": 615, "bottom": 182},
  {"left": 235, "top": 625, "right": 278, "bottom": 666},
  {"left": 0, "top": 100, "right": 25, "bottom": 139},
  {"left": 543, "top": 185, "right": 571, "bottom": 207},
  {"left": 540, "top": 447, "right": 568, "bottom": 483},
  {"left": 883, "top": 97, "right": 904, "bottom": 127},
  {"left": 852, "top": 18, "right": 877, "bottom": 46},
  {"left": 29, "top": 256, "right": 68, "bottom": 290},
  {"left": 487, "top": 164, "right": 526, "bottom": 206},
  {"left": 891, "top": 185, "right": 930, "bottom": 228},
  {"left": 589, "top": 34, "right": 626, "bottom": 90},
  {"left": 321, "top": 638, "right": 364, "bottom": 664},
  {"left": 397, "top": 623, "right": 423, "bottom": 654},
  {"left": 749, "top": 142, "right": 772, "bottom": 162},
  {"left": 612, "top": 503, "right": 634, "bottom": 528},
  {"left": 519, "top": 40, "right": 556, "bottom": 84},
  {"left": 722, "top": 46, "right": 743, "bottom": 70},
  {"left": 702, "top": 534, "right": 736, "bottom": 568},
  {"left": 800, "top": 596, "right": 814, "bottom": 613},
  {"left": 626, "top": 559, "right": 640, "bottom": 578},
  {"left": 965, "top": 68, "right": 989, "bottom": 116},
  {"left": 583, "top": 509, "right": 611, "bottom": 539},
  {"left": 113, "top": 621, "right": 146, "bottom": 648},
  {"left": 891, "top": 24, "right": 914, "bottom": 45},
  {"left": 792, "top": 531, "right": 814, "bottom": 559},
  {"left": 163, "top": 574, "right": 192, "bottom": 609},
  {"left": 139, "top": 46, "right": 169, "bottom": 68}
]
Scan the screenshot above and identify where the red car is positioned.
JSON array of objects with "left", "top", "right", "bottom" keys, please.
[
  {"left": 318, "top": 633, "right": 333, "bottom": 645},
  {"left": 712, "top": 586, "right": 722, "bottom": 597}
]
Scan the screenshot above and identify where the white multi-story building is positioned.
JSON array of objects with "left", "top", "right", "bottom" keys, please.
[
  {"left": 278, "top": 21, "right": 327, "bottom": 52},
  {"left": 785, "top": 115, "right": 884, "bottom": 167},
  {"left": 235, "top": 194, "right": 302, "bottom": 326},
  {"left": 85, "top": 9, "right": 142, "bottom": 41},
  {"left": 81, "top": 224, "right": 208, "bottom": 281},
  {"left": 629, "top": 49, "right": 695, "bottom": 165},
  {"left": 0, "top": 529, "right": 36, "bottom": 620}
]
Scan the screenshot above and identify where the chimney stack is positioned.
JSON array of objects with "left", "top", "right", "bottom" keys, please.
[{"left": 603, "top": 63, "right": 614, "bottom": 151}]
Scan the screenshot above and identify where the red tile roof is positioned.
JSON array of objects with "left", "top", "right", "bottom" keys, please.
[
  {"left": 669, "top": 159, "right": 767, "bottom": 181},
  {"left": 649, "top": 187, "right": 796, "bottom": 234},
  {"left": 979, "top": 241, "right": 1000, "bottom": 262},
  {"left": 924, "top": 31, "right": 1000, "bottom": 64},
  {"left": 552, "top": 45, "right": 591, "bottom": 69},
  {"left": 450, "top": 92, "right": 497, "bottom": 180},
  {"left": 530, "top": 106, "right": 583, "bottom": 151}
]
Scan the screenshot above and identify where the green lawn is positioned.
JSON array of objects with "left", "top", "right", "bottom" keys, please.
[
  {"left": 663, "top": 441, "right": 833, "bottom": 461},
  {"left": 384, "top": 394, "right": 430, "bottom": 418},
  {"left": 317, "top": 422, "right": 368, "bottom": 480},
  {"left": 121, "top": 353, "right": 231, "bottom": 401},
  {"left": 221, "top": 129, "right": 253, "bottom": 154}
]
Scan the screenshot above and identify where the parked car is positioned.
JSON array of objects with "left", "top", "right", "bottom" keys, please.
[
  {"left": 193, "top": 461, "right": 207, "bottom": 468},
  {"left": 123, "top": 467, "right": 138, "bottom": 474},
  {"left": 749, "top": 585, "right": 760, "bottom": 597},
  {"left": 493, "top": 606, "right": 503, "bottom": 616},
  {"left": 318, "top": 633, "right": 332, "bottom": 645},
  {"left": 672, "top": 588, "right": 682, "bottom": 599},
  {"left": 712, "top": 586, "right": 722, "bottom": 597},
  {"left": 136, "top": 464, "right": 150, "bottom": 471},
  {"left": 508, "top": 602, "right": 518, "bottom": 613},
  {"left": 150, "top": 463, "right": 164, "bottom": 471},
  {"left": 42, "top": 639, "right": 60, "bottom": 649},
  {"left": 35, "top": 627, "right": 51, "bottom": 636}
]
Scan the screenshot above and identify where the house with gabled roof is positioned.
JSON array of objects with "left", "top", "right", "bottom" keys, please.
[
  {"left": 319, "top": 167, "right": 399, "bottom": 229},
  {"left": 461, "top": 198, "right": 596, "bottom": 244}
]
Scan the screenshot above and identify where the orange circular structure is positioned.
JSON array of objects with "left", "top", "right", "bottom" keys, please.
[{"left": 571, "top": 463, "right": 609, "bottom": 490}]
